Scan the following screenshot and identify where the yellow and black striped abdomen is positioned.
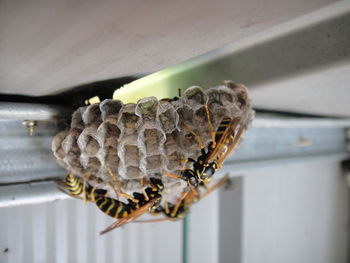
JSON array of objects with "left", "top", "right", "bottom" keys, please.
[
  {"left": 215, "top": 117, "right": 234, "bottom": 144},
  {"left": 215, "top": 117, "right": 231, "bottom": 141},
  {"left": 95, "top": 196, "right": 132, "bottom": 219},
  {"left": 65, "top": 174, "right": 84, "bottom": 195}
]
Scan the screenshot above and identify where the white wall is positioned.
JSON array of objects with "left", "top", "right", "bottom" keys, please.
[
  {"left": 0, "top": 199, "right": 183, "bottom": 263},
  {"left": 217, "top": 160, "right": 349, "bottom": 263},
  {"left": 1, "top": 160, "right": 348, "bottom": 263}
]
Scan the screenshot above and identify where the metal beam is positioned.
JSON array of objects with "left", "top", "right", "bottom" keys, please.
[
  {"left": 0, "top": 102, "right": 71, "bottom": 120},
  {"left": 0, "top": 181, "right": 68, "bottom": 208},
  {"left": 0, "top": 109, "right": 349, "bottom": 207}
]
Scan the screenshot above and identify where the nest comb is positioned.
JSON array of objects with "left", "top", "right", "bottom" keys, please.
[{"left": 52, "top": 81, "right": 254, "bottom": 195}]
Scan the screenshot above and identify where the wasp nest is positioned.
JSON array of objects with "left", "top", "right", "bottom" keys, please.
[{"left": 52, "top": 81, "right": 254, "bottom": 195}]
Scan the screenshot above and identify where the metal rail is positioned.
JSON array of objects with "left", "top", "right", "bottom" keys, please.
[
  {"left": 0, "top": 107, "right": 349, "bottom": 207},
  {"left": 0, "top": 102, "right": 71, "bottom": 120}
]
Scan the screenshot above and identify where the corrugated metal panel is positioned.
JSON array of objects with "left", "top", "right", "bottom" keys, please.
[
  {"left": 0, "top": 199, "right": 182, "bottom": 263},
  {"left": 0, "top": 155, "right": 348, "bottom": 263},
  {"left": 217, "top": 160, "right": 349, "bottom": 263},
  {"left": 188, "top": 190, "right": 220, "bottom": 263},
  {"left": 181, "top": 159, "right": 349, "bottom": 263},
  {"left": 0, "top": 116, "right": 66, "bottom": 184}
]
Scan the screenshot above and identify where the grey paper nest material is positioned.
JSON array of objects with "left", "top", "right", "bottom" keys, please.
[{"left": 52, "top": 81, "right": 254, "bottom": 195}]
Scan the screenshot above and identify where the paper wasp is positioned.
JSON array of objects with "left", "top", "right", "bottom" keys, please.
[
  {"left": 166, "top": 112, "right": 243, "bottom": 188},
  {"left": 97, "top": 177, "right": 164, "bottom": 235},
  {"left": 57, "top": 174, "right": 164, "bottom": 235},
  {"left": 160, "top": 84, "right": 246, "bottom": 188},
  {"left": 138, "top": 175, "right": 230, "bottom": 223}
]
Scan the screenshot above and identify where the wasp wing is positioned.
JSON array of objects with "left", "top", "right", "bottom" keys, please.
[
  {"left": 206, "top": 117, "right": 241, "bottom": 163},
  {"left": 55, "top": 180, "right": 68, "bottom": 189},
  {"left": 216, "top": 124, "right": 245, "bottom": 168},
  {"left": 200, "top": 176, "right": 229, "bottom": 200},
  {"left": 183, "top": 188, "right": 200, "bottom": 204},
  {"left": 135, "top": 217, "right": 180, "bottom": 223},
  {"left": 99, "top": 199, "right": 159, "bottom": 235}
]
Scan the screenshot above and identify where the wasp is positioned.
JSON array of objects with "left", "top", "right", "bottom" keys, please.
[
  {"left": 162, "top": 85, "right": 245, "bottom": 188},
  {"left": 96, "top": 177, "right": 164, "bottom": 235},
  {"left": 138, "top": 176, "right": 230, "bottom": 223},
  {"left": 57, "top": 174, "right": 164, "bottom": 235},
  {"left": 166, "top": 109, "right": 244, "bottom": 188}
]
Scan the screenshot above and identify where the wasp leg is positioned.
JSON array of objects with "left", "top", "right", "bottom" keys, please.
[
  {"left": 203, "top": 104, "right": 216, "bottom": 148},
  {"left": 141, "top": 177, "right": 149, "bottom": 201},
  {"left": 200, "top": 176, "right": 230, "bottom": 199},
  {"left": 107, "top": 168, "right": 121, "bottom": 197},
  {"left": 165, "top": 201, "right": 170, "bottom": 215},
  {"left": 118, "top": 192, "right": 139, "bottom": 203},
  {"left": 82, "top": 178, "right": 88, "bottom": 204},
  {"left": 181, "top": 122, "right": 205, "bottom": 149},
  {"left": 171, "top": 191, "right": 189, "bottom": 217},
  {"left": 164, "top": 171, "right": 181, "bottom": 179},
  {"left": 107, "top": 168, "right": 139, "bottom": 203},
  {"left": 107, "top": 182, "right": 120, "bottom": 199}
]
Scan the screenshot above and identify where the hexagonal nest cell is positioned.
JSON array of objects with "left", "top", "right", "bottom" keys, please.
[{"left": 52, "top": 81, "right": 254, "bottom": 196}]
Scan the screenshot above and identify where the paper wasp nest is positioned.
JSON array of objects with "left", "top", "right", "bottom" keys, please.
[{"left": 52, "top": 81, "right": 254, "bottom": 195}]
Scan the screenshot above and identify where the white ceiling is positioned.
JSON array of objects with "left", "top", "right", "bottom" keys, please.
[{"left": 0, "top": 0, "right": 336, "bottom": 96}]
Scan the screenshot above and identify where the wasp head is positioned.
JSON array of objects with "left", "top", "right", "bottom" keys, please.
[
  {"left": 200, "top": 161, "right": 217, "bottom": 180},
  {"left": 150, "top": 178, "right": 164, "bottom": 191}
]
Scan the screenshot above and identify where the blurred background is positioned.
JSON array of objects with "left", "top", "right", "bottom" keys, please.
[{"left": 0, "top": 0, "right": 349, "bottom": 262}]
